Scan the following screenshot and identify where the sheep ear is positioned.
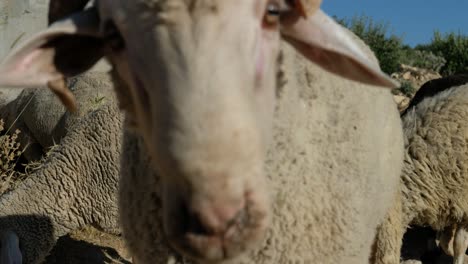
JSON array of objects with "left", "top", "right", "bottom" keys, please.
[
  {"left": 0, "top": 8, "right": 103, "bottom": 111},
  {"left": 280, "top": 10, "right": 399, "bottom": 88}
]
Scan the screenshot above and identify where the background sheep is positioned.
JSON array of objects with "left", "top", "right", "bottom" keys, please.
[
  {"left": 0, "top": 72, "right": 123, "bottom": 263},
  {"left": 371, "top": 75, "right": 468, "bottom": 264},
  {"left": 0, "top": 1, "right": 403, "bottom": 263},
  {"left": 401, "top": 74, "right": 468, "bottom": 115},
  {"left": 0, "top": 71, "right": 113, "bottom": 161}
]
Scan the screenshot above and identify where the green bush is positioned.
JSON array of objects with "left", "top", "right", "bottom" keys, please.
[
  {"left": 399, "top": 48, "right": 446, "bottom": 72},
  {"left": 335, "top": 15, "right": 404, "bottom": 74},
  {"left": 335, "top": 15, "right": 468, "bottom": 76},
  {"left": 416, "top": 31, "right": 468, "bottom": 76},
  {"left": 399, "top": 81, "right": 416, "bottom": 97}
]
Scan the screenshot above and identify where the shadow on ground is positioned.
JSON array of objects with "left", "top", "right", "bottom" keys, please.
[
  {"left": 45, "top": 236, "right": 130, "bottom": 264},
  {"left": 45, "top": 226, "right": 132, "bottom": 264}
]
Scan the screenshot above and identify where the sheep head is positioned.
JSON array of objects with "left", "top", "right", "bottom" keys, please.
[{"left": 0, "top": 0, "right": 397, "bottom": 262}]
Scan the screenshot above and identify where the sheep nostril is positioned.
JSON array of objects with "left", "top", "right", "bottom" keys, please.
[
  {"left": 180, "top": 203, "right": 216, "bottom": 236},
  {"left": 181, "top": 203, "right": 247, "bottom": 237},
  {"left": 167, "top": 196, "right": 270, "bottom": 261},
  {"left": 187, "top": 212, "right": 214, "bottom": 236}
]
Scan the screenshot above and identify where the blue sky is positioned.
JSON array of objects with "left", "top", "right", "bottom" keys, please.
[{"left": 322, "top": 1, "right": 468, "bottom": 47}]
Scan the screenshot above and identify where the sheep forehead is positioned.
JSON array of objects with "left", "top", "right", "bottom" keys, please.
[
  {"left": 135, "top": 0, "right": 257, "bottom": 8},
  {"left": 136, "top": 0, "right": 219, "bottom": 9},
  {"left": 117, "top": 0, "right": 258, "bottom": 18}
]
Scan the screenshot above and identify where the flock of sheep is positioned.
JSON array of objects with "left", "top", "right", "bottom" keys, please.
[{"left": 0, "top": 0, "right": 467, "bottom": 264}]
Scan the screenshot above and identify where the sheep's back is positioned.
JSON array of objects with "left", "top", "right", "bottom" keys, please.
[{"left": 401, "top": 83, "right": 468, "bottom": 229}]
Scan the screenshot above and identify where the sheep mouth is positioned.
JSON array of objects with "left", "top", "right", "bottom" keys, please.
[{"left": 165, "top": 193, "right": 270, "bottom": 261}]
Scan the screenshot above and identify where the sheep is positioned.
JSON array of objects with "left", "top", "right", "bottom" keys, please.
[
  {"left": 371, "top": 74, "right": 468, "bottom": 264},
  {"left": 0, "top": 72, "right": 123, "bottom": 263},
  {"left": 0, "top": 71, "right": 115, "bottom": 161},
  {"left": 0, "top": 0, "right": 404, "bottom": 263},
  {"left": 401, "top": 73, "right": 468, "bottom": 115}
]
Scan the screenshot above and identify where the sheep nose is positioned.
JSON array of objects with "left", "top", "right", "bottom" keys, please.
[
  {"left": 170, "top": 200, "right": 252, "bottom": 260},
  {"left": 185, "top": 201, "right": 245, "bottom": 236},
  {"left": 165, "top": 192, "right": 270, "bottom": 261}
]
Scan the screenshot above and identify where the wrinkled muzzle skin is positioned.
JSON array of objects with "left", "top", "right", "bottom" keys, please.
[{"left": 99, "top": 0, "right": 279, "bottom": 260}]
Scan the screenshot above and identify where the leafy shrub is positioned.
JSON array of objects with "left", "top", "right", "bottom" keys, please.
[
  {"left": 334, "top": 15, "right": 468, "bottom": 76},
  {"left": 416, "top": 31, "right": 468, "bottom": 76},
  {"left": 399, "top": 81, "right": 416, "bottom": 97},
  {"left": 335, "top": 15, "right": 404, "bottom": 74},
  {"left": 399, "top": 48, "right": 446, "bottom": 72},
  {"left": 0, "top": 119, "right": 25, "bottom": 194}
]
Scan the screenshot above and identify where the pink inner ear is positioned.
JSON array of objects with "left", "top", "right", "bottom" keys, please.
[
  {"left": 0, "top": 8, "right": 102, "bottom": 89},
  {"left": 15, "top": 49, "right": 43, "bottom": 72},
  {"left": 0, "top": 45, "right": 62, "bottom": 88},
  {"left": 285, "top": 36, "right": 396, "bottom": 87}
]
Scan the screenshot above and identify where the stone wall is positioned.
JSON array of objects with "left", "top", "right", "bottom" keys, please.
[
  {"left": 0, "top": 0, "right": 109, "bottom": 81},
  {"left": 0, "top": 0, "right": 48, "bottom": 61}
]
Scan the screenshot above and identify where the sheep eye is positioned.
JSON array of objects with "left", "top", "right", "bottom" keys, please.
[
  {"left": 263, "top": 1, "right": 281, "bottom": 27},
  {"left": 103, "top": 20, "right": 125, "bottom": 51}
]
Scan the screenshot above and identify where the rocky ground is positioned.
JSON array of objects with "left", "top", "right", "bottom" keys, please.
[{"left": 391, "top": 64, "right": 442, "bottom": 112}]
